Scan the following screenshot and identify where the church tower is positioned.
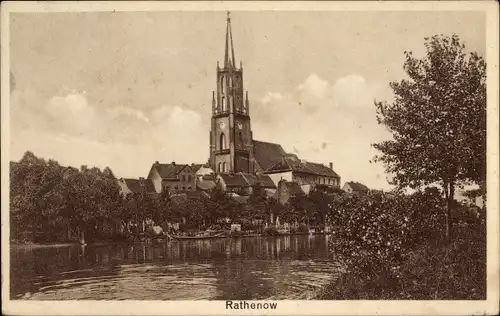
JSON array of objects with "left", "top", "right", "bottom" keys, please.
[{"left": 209, "top": 12, "right": 254, "bottom": 174}]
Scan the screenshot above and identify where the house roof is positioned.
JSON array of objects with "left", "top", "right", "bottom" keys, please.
[
  {"left": 190, "top": 163, "right": 210, "bottom": 173},
  {"left": 151, "top": 162, "right": 187, "bottom": 179},
  {"left": 122, "top": 178, "right": 156, "bottom": 194},
  {"left": 219, "top": 173, "right": 250, "bottom": 187},
  {"left": 277, "top": 180, "right": 305, "bottom": 196},
  {"left": 202, "top": 174, "right": 216, "bottom": 181},
  {"left": 228, "top": 193, "right": 250, "bottom": 204},
  {"left": 266, "top": 156, "right": 340, "bottom": 178},
  {"left": 256, "top": 174, "right": 277, "bottom": 189},
  {"left": 196, "top": 179, "right": 216, "bottom": 191},
  {"left": 264, "top": 189, "right": 276, "bottom": 198},
  {"left": 345, "top": 181, "right": 370, "bottom": 192},
  {"left": 253, "top": 140, "right": 287, "bottom": 171},
  {"left": 241, "top": 173, "right": 259, "bottom": 186}
]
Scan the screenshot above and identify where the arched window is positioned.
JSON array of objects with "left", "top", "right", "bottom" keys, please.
[
  {"left": 220, "top": 133, "right": 227, "bottom": 150},
  {"left": 221, "top": 96, "right": 226, "bottom": 111},
  {"left": 229, "top": 76, "right": 233, "bottom": 88},
  {"left": 218, "top": 162, "right": 222, "bottom": 173},
  {"left": 222, "top": 162, "right": 227, "bottom": 173},
  {"left": 220, "top": 75, "right": 224, "bottom": 93}
]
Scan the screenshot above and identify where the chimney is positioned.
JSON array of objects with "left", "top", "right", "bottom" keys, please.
[
  {"left": 329, "top": 162, "right": 333, "bottom": 169},
  {"left": 172, "top": 161, "right": 176, "bottom": 166},
  {"left": 155, "top": 161, "right": 159, "bottom": 165},
  {"left": 139, "top": 177, "right": 145, "bottom": 186}
]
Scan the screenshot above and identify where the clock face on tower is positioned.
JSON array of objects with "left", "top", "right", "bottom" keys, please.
[
  {"left": 237, "top": 122, "right": 243, "bottom": 130},
  {"left": 219, "top": 122, "right": 226, "bottom": 130}
]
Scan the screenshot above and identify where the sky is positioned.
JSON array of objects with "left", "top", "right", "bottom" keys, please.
[{"left": 9, "top": 11, "right": 486, "bottom": 190}]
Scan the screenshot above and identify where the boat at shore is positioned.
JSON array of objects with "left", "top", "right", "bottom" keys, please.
[{"left": 168, "top": 232, "right": 225, "bottom": 240}]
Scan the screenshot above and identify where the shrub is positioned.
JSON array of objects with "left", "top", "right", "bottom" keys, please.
[{"left": 320, "top": 190, "right": 486, "bottom": 300}]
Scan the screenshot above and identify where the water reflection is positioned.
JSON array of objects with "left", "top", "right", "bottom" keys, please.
[{"left": 11, "top": 235, "right": 341, "bottom": 300}]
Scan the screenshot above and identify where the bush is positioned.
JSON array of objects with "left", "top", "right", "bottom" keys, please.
[{"left": 320, "top": 190, "right": 486, "bottom": 300}]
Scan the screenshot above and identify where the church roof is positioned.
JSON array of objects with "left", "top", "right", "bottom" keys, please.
[
  {"left": 121, "top": 178, "right": 156, "bottom": 194},
  {"left": 252, "top": 140, "right": 287, "bottom": 171}
]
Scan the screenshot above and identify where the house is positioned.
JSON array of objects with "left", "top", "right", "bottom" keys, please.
[
  {"left": 215, "top": 172, "right": 276, "bottom": 196},
  {"left": 147, "top": 161, "right": 197, "bottom": 193},
  {"left": 216, "top": 173, "right": 251, "bottom": 195},
  {"left": 117, "top": 178, "right": 157, "bottom": 196},
  {"left": 196, "top": 175, "right": 217, "bottom": 191},
  {"left": 191, "top": 164, "right": 215, "bottom": 180},
  {"left": 264, "top": 156, "right": 341, "bottom": 188},
  {"left": 273, "top": 179, "right": 306, "bottom": 205},
  {"left": 342, "top": 181, "right": 370, "bottom": 195}
]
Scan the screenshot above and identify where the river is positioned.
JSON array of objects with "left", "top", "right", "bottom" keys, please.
[{"left": 10, "top": 235, "right": 343, "bottom": 300}]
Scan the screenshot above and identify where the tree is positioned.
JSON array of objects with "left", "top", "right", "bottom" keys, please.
[{"left": 373, "top": 34, "right": 486, "bottom": 241}]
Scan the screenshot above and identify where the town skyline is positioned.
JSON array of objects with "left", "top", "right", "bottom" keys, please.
[{"left": 10, "top": 11, "right": 486, "bottom": 190}]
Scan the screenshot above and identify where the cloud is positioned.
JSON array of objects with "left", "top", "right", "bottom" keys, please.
[
  {"left": 10, "top": 74, "right": 394, "bottom": 189},
  {"left": 298, "top": 74, "right": 330, "bottom": 98},
  {"left": 108, "top": 105, "right": 149, "bottom": 123},
  {"left": 10, "top": 89, "right": 209, "bottom": 177},
  {"left": 252, "top": 73, "right": 393, "bottom": 189}
]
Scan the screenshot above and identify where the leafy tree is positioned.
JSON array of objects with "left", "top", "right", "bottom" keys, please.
[{"left": 372, "top": 34, "right": 486, "bottom": 241}]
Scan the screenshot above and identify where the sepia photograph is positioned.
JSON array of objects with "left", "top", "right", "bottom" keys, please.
[{"left": 2, "top": 1, "right": 499, "bottom": 315}]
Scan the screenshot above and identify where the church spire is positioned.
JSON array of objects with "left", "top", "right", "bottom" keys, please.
[{"left": 224, "top": 11, "right": 236, "bottom": 69}]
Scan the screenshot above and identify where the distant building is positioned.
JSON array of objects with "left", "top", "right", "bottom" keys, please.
[
  {"left": 147, "top": 161, "right": 199, "bottom": 193},
  {"left": 191, "top": 164, "right": 215, "bottom": 179},
  {"left": 342, "top": 181, "right": 370, "bottom": 195},
  {"left": 207, "top": 13, "right": 342, "bottom": 187},
  {"left": 118, "top": 177, "right": 157, "bottom": 196},
  {"left": 265, "top": 157, "right": 341, "bottom": 188},
  {"left": 273, "top": 179, "right": 306, "bottom": 205},
  {"left": 196, "top": 175, "right": 217, "bottom": 191},
  {"left": 216, "top": 172, "right": 276, "bottom": 196}
]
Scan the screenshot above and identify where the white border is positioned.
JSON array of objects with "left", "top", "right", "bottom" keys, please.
[{"left": 2, "top": 1, "right": 499, "bottom": 315}]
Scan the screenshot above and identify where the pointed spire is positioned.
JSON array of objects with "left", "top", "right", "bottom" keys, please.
[{"left": 224, "top": 11, "right": 236, "bottom": 69}]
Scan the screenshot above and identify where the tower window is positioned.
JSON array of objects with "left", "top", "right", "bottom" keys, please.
[
  {"left": 221, "top": 96, "right": 226, "bottom": 111},
  {"left": 220, "top": 75, "right": 225, "bottom": 93},
  {"left": 222, "top": 162, "right": 227, "bottom": 173},
  {"left": 220, "top": 133, "right": 227, "bottom": 150},
  {"left": 218, "top": 162, "right": 222, "bottom": 173},
  {"left": 229, "top": 76, "right": 233, "bottom": 88}
]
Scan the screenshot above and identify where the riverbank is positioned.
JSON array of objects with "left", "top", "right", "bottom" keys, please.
[
  {"left": 316, "top": 228, "right": 486, "bottom": 300},
  {"left": 11, "top": 231, "right": 330, "bottom": 249}
]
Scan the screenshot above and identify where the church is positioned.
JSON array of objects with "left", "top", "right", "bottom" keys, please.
[
  {"left": 208, "top": 12, "right": 341, "bottom": 189},
  {"left": 119, "top": 13, "right": 341, "bottom": 198}
]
